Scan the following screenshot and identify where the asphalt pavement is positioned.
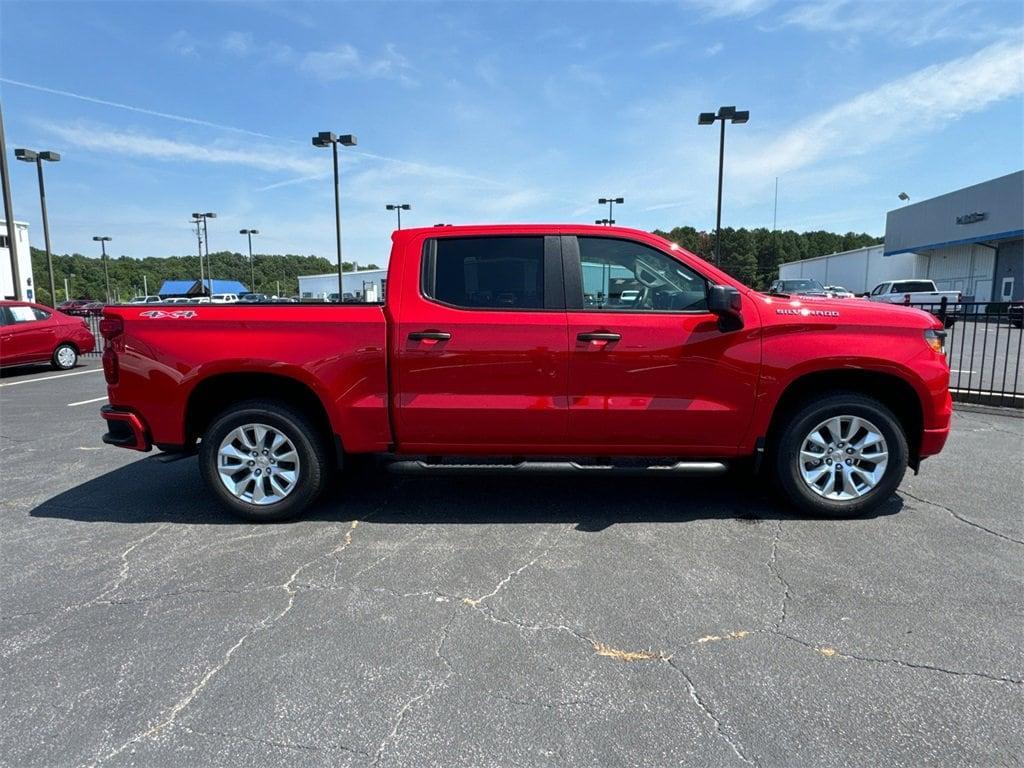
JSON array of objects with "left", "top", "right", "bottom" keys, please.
[{"left": 1, "top": 359, "right": 1022, "bottom": 768}]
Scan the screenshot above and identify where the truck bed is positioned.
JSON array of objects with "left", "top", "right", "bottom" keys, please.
[{"left": 104, "top": 303, "right": 392, "bottom": 453}]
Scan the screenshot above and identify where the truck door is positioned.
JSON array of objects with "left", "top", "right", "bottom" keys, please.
[
  {"left": 394, "top": 234, "right": 569, "bottom": 450},
  {"left": 562, "top": 235, "right": 759, "bottom": 454}
]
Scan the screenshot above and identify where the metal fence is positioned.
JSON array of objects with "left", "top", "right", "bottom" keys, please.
[
  {"left": 83, "top": 316, "right": 102, "bottom": 356},
  {"left": 908, "top": 300, "right": 1023, "bottom": 409}
]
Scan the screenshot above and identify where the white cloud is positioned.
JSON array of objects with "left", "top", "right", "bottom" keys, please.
[
  {"left": 222, "top": 31, "right": 253, "bottom": 56},
  {"left": 299, "top": 43, "right": 414, "bottom": 84},
  {"left": 684, "top": 0, "right": 776, "bottom": 19},
  {"left": 705, "top": 42, "right": 724, "bottom": 56},
  {"left": 165, "top": 30, "right": 199, "bottom": 58},
  {"left": 732, "top": 39, "right": 1024, "bottom": 186},
  {"left": 37, "top": 121, "right": 322, "bottom": 176},
  {"left": 779, "top": 0, "right": 1012, "bottom": 46}
]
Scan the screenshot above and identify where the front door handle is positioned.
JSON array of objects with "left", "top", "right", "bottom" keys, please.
[
  {"left": 577, "top": 332, "right": 621, "bottom": 342},
  {"left": 408, "top": 331, "right": 451, "bottom": 341}
]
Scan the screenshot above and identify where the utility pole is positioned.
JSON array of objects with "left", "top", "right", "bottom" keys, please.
[{"left": 0, "top": 102, "right": 22, "bottom": 299}]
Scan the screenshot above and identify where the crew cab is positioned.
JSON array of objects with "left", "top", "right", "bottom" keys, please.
[
  {"left": 98, "top": 225, "right": 952, "bottom": 521},
  {"left": 867, "top": 279, "right": 962, "bottom": 326}
]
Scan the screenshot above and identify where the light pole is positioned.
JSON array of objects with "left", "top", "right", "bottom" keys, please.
[
  {"left": 0, "top": 103, "right": 23, "bottom": 300},
  {"left": 385, "top": 203, "right": 411, "bottom": 230},
  {"left": 192, "top": 212, "right": 216, "bottom": 293},
  {"left": 699, "top": 106, "right": 749, "bottom": 266},
  {"left": 92, "top": 236, "right": 112, "bottom": 303},
  {"left": 15, "top": 148, "right": 60, "bottom": 306},
  {"left": 597, "top": 197, "right": 623, "bottom": 226},
  {"left": 312, "top": 131, "right": 357, "bottom": 299},
  {"left": 898, "top": 192, "right": 911, "bottom": 205},
  {"left": 595, "top": 218, "right": 615, "bottom": 226},
  {"left": 240, "top": 228, "right": 259, "bottom": 291}
]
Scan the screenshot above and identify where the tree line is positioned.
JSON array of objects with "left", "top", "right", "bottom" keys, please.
[
  {"left": 653, "top": 226, "right": 882, "bottom": 288},
  {"left": 26, "top": 225, "right": 880, "bottom": 305},
  {"left": 28, "top": 248, "right": 379, "bottom": 305}
]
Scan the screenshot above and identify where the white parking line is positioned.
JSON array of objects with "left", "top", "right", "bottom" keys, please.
[
  {"left": 67, "top": 395, "right": 108, "bottom": 407},
  {"left": 949, "top": 369, "right": 975, "bottom": 374},
  {"left": 0, "top": 368, "right": 102, "bottom": 388}
]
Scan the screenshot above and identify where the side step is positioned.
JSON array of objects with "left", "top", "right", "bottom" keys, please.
[{"left": 387, "top": 459, "right": 728, "bottom": 477}]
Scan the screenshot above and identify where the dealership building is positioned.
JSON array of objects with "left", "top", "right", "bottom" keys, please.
[
  {"left": 779, "top": 170, "right": 1023, "bottom": 302},
  {"left": 1, "top": 219, "right": 33, "bottom": 301}
]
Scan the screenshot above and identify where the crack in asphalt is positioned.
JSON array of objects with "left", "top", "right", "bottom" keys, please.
[
  {"left": 901, "top": 490, "right": 1024, "bottom": 546},
  {"left": 82, "top": 517, "right": 374, "bottom": 768},
  {"left": 93, "top": 524, "right": 170, "bottom": 603},
  {"left": 371, "top": 612, "right": 457, "bottom": 767},
  {"left": 772, "top": 631, "right": 1024, "bottom": 686},
  {"left": 765, "top": 521, "right": 793, "bottom": 630},
  {"left": 665, "top": 658, "right": 758, "bottom": 767}
]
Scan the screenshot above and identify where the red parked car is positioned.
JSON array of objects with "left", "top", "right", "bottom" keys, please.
[
  {"left": 1, "top": 301, "right": 96, "bottom": 370},
  {"left": 57, "top": 299, "right": 98, "bottom": 317},
  {"left": 99, "top": 225, "right": 951, "bottom": 521}
]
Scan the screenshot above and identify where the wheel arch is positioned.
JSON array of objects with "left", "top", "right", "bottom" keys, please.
[
  {"left": 184, "top": 372, "right": 341, "bottom": 466},
  {"left": 764, "top": 369, "right": 924, "bottom": 469}
]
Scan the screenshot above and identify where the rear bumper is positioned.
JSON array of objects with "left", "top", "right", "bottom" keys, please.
[{"left": 101, "top": 405, "right": 152, "bottom": 452}]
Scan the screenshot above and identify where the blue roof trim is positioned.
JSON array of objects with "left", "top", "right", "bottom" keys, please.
[{"left": 884, "top": 228, "right": 1024, "bottom": 256}]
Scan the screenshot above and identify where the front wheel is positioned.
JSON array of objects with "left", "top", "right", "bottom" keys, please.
[
  {"left": 773, "top": 393, "right": 908, "bottom": 518},
  {"left": 52, "top": 343, "right": 78, "bottom": 370},
  {"left": 199, "top": 400, "right": 329, "bottom": 522}
]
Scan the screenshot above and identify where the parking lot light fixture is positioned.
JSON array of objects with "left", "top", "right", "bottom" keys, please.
[
  {"left": 239, "top": 228, "right": 260, "bottom": 291},
  {"left": 385, "top": 203, "right": 411, "bottom": 230},
  {"left": 16, "top": 147, "right": 61, "bottom": 306},
  {"left": 698, "top": 105, "right": 750, "bottom": 266},
  {"left": 312, "top": 131, "right": 358, "bottom": 296},
  {"left": 597, "top": 197, "right": 624, "bottom": 224},
  {"left": 92, "top": 236, "right": 112, "bottom": 303}
]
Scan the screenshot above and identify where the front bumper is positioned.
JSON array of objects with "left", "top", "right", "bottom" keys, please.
[{"left": 101, "top": 405, "right": 152, "bottom": 452}]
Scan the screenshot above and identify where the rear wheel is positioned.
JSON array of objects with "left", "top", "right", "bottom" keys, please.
[
  {"left": 52, "top": 343, "right": 78, "bottom": 370},
  {"left": 773, "top": 393, "right": 908, "bottom": 518},
  {"left": 199, "top": 400, "right": 329, "bottom": 521}
]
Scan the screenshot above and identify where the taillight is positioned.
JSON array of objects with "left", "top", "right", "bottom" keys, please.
[
  {"left": 957, "top": 292, "right": 963, "bottom": 303},
  {"left": 903, "top": 294, "right": 912, "bottom": 305},
  {"left": 99, "top": 316, "right": 124, "bottom": 340},
  {"left": 102, "top": 347, "right": 119, "bottom": 384}
]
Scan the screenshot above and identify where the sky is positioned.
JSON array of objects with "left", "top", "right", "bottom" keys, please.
[{"left": 1, "top": 0, "right": 1022, "bottom": 265}]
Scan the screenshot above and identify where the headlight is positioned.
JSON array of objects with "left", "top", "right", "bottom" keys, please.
[{"left": 924, "top": 329, "right": 946, "bottom": 355}]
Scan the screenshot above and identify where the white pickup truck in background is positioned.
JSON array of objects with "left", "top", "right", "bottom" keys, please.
[{"left": 866, "top": 279, "right": 962, "bottom": 326}]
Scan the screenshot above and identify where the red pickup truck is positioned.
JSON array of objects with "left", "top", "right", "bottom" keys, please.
[{"left": 99, "top": 225, "right": 951, "bottom": 521}]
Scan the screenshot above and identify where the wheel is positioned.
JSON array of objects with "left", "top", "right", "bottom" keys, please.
[
  {"left": 772, "top": 392, "right": 908, "bottom": 518},
  {"left": 199, "top": 400, "right": 329, "bottom": 522},
  {"left": 52, "top": 343, "right": 78, "bottom": 370}
]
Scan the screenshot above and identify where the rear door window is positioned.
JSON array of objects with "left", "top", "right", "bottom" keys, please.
[
  {"left": 7, "top": 305, "right": 40, "bottom": 323},
  {"left": 424, "top": 236, "right": 545, "bottom": 310}
]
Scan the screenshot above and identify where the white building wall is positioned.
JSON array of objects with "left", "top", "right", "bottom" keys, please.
[
  {"left": 0, "top": 221, "right": 32, "bottom": 300},
  {"left": 298, "top": 269, "right": 388, "bottom": 301},
  {"left": 924, "top": 244, "right": 994, "bottom": 300},
  {"left": 778, "top": 245, "right": 921, "bottom": 294}
]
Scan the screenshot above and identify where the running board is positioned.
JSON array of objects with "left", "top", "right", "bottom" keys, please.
[{"left": 386, "top": 460, "right": 728, "bottom": 477}]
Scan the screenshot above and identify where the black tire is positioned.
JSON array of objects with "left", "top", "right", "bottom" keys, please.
[
  {"left": 199, "top": 399, "right": 330, "bottom": 522},
  {"left": 51, "top": 343, "right": 78, "bottom": 370},
  {"left": 772, "top": 392, "right": 908, "bottom": 518}
]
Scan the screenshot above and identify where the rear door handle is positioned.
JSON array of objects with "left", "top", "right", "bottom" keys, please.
[
  {"left": 577, "top": 332, "right": 621, "bottom": 342},
  {"left": 408, "top": 331, "right": 451, "bottom": 341}
]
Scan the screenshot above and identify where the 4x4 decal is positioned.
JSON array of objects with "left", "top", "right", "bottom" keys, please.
[{"left": 139, "top": 310, "right": 198, "bottom": 319}]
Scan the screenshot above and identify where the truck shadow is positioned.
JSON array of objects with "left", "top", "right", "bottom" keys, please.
[{"left": 29, "top": 454, "right": 902, "bottom": 530}]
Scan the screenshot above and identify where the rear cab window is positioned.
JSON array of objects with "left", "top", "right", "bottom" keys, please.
[
  {"left": 422, "top": 236, "right": 553, "bottom": 310},
  {"left": 892, "top": 281, "right": 936, "bottom": 293}
]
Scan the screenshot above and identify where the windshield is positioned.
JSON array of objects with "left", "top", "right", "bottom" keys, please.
[{"left": 775, "top": 279, "right": 825, "bottom": 293}]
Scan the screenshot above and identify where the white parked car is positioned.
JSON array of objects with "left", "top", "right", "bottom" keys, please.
[
  {"left": 210, "top": 293, "right": 240, "bottom": 304},
  {"left": 824, "top": 285, "right": 855, "bottom": 299},
  {"left": 187, "top": 296, "right": 212, "bottom": 304},
  {"left": 164, "top": 297, "right": 191, "bottom": 304},
  {"left": 128, "top": 295, "right": 162, "bottom": 304}
]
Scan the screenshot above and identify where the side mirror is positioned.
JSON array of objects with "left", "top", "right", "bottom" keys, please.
[{"left": 708, "top": 285, "right": 743, "bottom": 331}]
